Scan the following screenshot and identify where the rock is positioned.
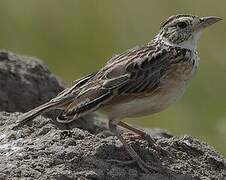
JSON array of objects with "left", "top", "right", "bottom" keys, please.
[
  {"left": 0, "top": 50, "right": 65, "bottom": 113},
  {"left": 0, "top": 50, "right": 225, "bottom": 179},
  {"left": 0, "top": 50, "right": 107, "bottom": 133},
  {"left": 0, "top": 112, "right": 226, "bottom": 180}
]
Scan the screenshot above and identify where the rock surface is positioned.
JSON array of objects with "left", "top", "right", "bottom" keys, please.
[
  {"left": 0, "top": 50, "right": 106, "bottom": 134},
  {"left": 1, "top": 112, "right": 226, "bottom": 180},
  {"left": 0, "top": 49, "right": 65, "bottom": 113},
  {"left": 0, "top": 50, "right": 226, "bottom": 180}
]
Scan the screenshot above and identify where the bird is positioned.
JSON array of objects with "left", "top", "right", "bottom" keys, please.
[{"left": 17, "top": 14, "right": 222, "bottom": 173}]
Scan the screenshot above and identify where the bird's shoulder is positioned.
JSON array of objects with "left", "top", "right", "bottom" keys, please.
[{"left": 99, "top": 41, "right": 191, "bottom": 80}]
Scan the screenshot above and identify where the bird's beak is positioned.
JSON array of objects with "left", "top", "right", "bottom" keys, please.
[{"left": 194, "top": 16, "right": 222, "bottom": 31}]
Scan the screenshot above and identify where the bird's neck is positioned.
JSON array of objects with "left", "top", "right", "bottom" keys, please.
[{"left": 152, "top": 33, "right": 201, "bottom": 52}]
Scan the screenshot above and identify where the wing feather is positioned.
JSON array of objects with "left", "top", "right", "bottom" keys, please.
[{"left": 58, "top": 44, "right": 189, "bottom": 121}]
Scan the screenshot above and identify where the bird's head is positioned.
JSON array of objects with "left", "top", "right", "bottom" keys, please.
[{"left": 158, "top": 14, "right": 222, "bottom": 50}]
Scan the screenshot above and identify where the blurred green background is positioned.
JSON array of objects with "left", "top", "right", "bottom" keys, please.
[{"left": 0, "top": 1, "right": 225, "bottom": 156}]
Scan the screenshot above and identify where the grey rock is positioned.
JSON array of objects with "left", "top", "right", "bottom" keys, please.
[
  {"left": 0, "top": 50, "right": 107, "bottom": 133},
  {"left": 0, "top": 49, "right": 65, "bottom": 113},
  {"left": 0, "top": 112, "right": 226, "bottom": 180},
  {"left": 0, "top": 50, "right": 225, "bottom": 179}
]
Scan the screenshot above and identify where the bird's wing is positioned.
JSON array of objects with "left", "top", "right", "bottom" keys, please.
[
  {"left": 52, "top": 72, "right": 97, "bottom": 103},
  {"left": 117, "top": 46, "right": 170, "bottom": 95},
  {"left": 57, "top": 74, "right": 130, "bottom": 121},
  {"left": 58, "top": 44, "right": 188, "bottom": 120}
]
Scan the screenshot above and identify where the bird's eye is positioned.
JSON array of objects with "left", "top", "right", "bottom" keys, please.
[{"left": 177, "top": 22, "right": 188, "bottom": 29}]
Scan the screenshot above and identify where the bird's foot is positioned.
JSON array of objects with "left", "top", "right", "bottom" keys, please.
[
  {"left": 126, "top": 133, "right": 171, "bottom": 157},
  {"left": 142, "top": 133, "right": 171, "bottom": 157}
]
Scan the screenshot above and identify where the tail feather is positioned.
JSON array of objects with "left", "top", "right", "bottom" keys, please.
[{"left": 17, "top": 102, "right": 57, "bottom": 125}]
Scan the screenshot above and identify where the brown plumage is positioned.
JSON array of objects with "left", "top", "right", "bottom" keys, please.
[{"left": 17, "top": 14, "right": 222, "bottom": 173}]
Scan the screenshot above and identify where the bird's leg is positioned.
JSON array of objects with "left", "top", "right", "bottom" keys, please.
[
  {"left": 118, "top": 121, "right": 169, "bottom": 155},
  {"left": 108, "top": 119, "right": 160, "bottom": 173},
  {"left": 118, "top": 121, "right": 155, "bottom": 143}
]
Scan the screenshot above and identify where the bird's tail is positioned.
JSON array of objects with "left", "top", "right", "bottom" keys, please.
[{"left": 17, "top": 101, "right": 59, "bottom": 125}]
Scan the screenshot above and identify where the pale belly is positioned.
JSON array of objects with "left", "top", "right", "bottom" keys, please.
[{"left": 104, "top": 77, "right": 192, "bottom": 120}]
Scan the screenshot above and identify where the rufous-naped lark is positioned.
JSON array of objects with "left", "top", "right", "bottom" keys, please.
[{"left": 18, "top": 14, "right": 221, "bottom": 173}]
